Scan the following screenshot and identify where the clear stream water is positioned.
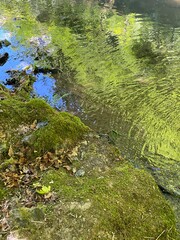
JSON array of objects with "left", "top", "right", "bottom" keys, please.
[{"left": 0, "top": 0, "right": 180, "bottom": 229}]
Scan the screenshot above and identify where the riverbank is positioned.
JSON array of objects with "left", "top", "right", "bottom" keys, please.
[
  {"left": 0, "top": 86, "right": 178, "bottom": 239},
  {"left": 0, "top": 1, "right": 180, "bottom": 238}
]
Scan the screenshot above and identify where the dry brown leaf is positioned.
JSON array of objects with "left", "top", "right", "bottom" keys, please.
[
  {"left": 44, "top": 192, "right": 52, "bottom": 199},
  {"left": 39, "top": 163, "right": 47, "bottom": 171},
  {"left": 30, "top": 119, "right": 37, "bottom": 129},
  {"left": 63, "top": 165, "right": 71, "bottom": 171},
  {"left": 68, "top": 146, "right": 79, "bottom": 158},
  {"left": 8, "top": 145, "right": 14, "bottom": 157},
  {"left": 0, "top": 217, "right": 10, "bottom": 232},
  {"left": 18, "top": 157, "right": 26, "bottom": 164}
]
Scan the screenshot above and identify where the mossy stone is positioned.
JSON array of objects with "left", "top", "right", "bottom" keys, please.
[
  {"left": 0, "top": 89, "right": 177, "bottom": 239},
  {"left": 14, "top": 163, "right": 176, "bottom": 240},
  {"left": 0, "top": 97, "right": 89, "bottom": 155}
]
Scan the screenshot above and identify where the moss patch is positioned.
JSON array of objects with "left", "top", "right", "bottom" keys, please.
[
  {"left": 0, "top": 96, "right": 89, "bottom": 156},
  {"left": 10, "top": 164, "right": 177, "bottom": 240},
  {"left": 5, "top": 134, "right": 177, "bottom": 240},
  {"left": 0, "top": 91, "right": 177, "bottom": 240},
  {"left": 0, "top": 181, "right": 8, "bottom": 200}
]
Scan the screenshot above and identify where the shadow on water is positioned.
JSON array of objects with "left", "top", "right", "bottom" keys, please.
[
  {"left": 115, "top": 0, "right": 180, "bottom": 27},
  {"left": 0, "top": 0, "right": 180, "bottom": 229}
]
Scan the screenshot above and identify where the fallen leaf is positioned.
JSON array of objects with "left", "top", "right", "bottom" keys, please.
[
  {"left": 36, "top": 185, "right": 51, "bottom": 195},
  {"left": 30, "top": 119, "right": 37, "bottom": 129},
  {"left": 68, "top": 146, "right": 79, "bottom": 157},
  {"left": 8, "top": 145, "right": 14, "bottom": 157},
  {"left": 44, "top": 192, "right": 52, "bottom": 199},
  {"left": 33, "top": 182, "right": 42, "bottom": 188},
  {"left": 63, "top": 165, "right": 71, "bottom": 171}
]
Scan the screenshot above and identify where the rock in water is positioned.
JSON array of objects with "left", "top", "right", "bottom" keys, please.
[
  {"left": 0, "top": 39, "right": 11, "bottom": 48},
  {"left": 0, "top": 52, "right": 9, "bottom": 66}
]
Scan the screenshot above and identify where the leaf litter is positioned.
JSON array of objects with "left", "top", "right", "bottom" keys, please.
[{"left": 0, "top": 120, "right": 81, "bottom": 235}]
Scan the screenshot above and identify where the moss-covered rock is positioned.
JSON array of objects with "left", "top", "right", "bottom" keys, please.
[
  {"left": 5, "top": 135, "right": 177, "bottom": 240},
  {"left": 0, "top": 92, "right": 89, "bottom": 200},
  {"left": 37, "top": 166, "right": 176, "bottom": 240},
  {"left": 0, "top": 96, "right": 89, "bottom": 156},
  {"left": 0, "top": 92, "right": 177, "bottom": 239}
]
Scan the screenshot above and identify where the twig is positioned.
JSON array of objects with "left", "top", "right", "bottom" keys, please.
[
  {"left": 112, "top": 232, "right": 115, "bottom": 240},
  {"left": 155, "top": 230, "right": 166, "bottom": 240},
  {"left": 31, "top": 220, "right": 44, "bottom": 224}
]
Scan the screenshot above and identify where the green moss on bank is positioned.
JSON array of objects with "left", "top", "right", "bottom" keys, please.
[
  {"left": 0, "top": 181, "right": 8, "bottom": 200},
  {"left": 0, "top": 97, "right": 89, "bottom": 155},
  {"left": 32, "top": 112, "right": 88, "bottom": 153},
  {"left": 0, "top": 91, "right": 177, "bottom": 239},
  {"left": 12, "top": 164, "right": 177, "bottom": 240}
]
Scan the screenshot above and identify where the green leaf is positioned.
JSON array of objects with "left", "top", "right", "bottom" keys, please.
[{"left": 36, "top": 185, "right": 51, "bottom": 195}]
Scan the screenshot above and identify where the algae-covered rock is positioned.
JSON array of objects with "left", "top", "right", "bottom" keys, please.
[
  {"left": 5, "top": 135, "right": 177, "bottom": 240},
  {"left": 143, "top": 154, "right": 180, "bottom": 198}
]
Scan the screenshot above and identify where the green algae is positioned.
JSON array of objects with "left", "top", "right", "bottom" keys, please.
[{"left": 0, "top": 84, "right": 10, "bottom": 98}]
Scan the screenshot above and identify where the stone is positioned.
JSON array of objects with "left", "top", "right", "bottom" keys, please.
[
  {"left": 0, "top": 53, "right": 9, "bottom": 66},
  {"left": 75, "top": 169, "right": 85, "bottom": 177}
]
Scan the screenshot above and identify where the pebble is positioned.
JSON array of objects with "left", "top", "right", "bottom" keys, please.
[
  {"left": 36, "top": 121, "right": 48, "bottom": 129},
  {"left": 75, "top": 169, "right": 85, "bottom": 177},
  {"left": 22, "top": 134, "right": 32, "bottom": 143}
]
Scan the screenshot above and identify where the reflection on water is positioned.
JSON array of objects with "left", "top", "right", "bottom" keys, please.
[
  {"left": 33, "top": 73, "right": 65, "bottom": 109},
  {"left": 0, "top": 0, "right": 180, "bottom": 219},
  {"left": 0, "top": 28, "right": 33, "bottom": 87},
  {"left": 115, "top": 0, "right": 180, "bottom": 27},
  {"left": 0, "top": 26, "right": 63, "bottom": 105}
]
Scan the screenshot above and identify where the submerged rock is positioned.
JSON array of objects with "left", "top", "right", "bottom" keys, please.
[
  {"left": 7, "top": 231, "right": 27, "bottom": 240},
  {"left": 0, "top": 39, "right": 11, "bottom": 48},
  {"left": 36, "top": 121, "right": 48, "bottom": 129},
  {"left": 33, "top": 66, "right": 59, "bottom": 75},
  {"left": 142, "top": 154, "right": 180, "bottom": 198},
  {"left": 29, "top": 35, "right": 51, "bottom": 47}
]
